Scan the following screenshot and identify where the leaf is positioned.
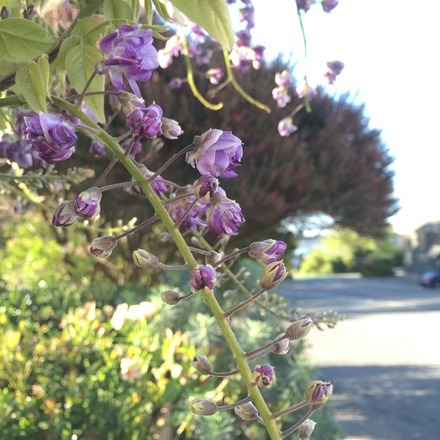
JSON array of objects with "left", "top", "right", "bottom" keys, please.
[
  {"left": 0, "top": 18, "right": 55, "bottom": 63},
  {"left": 65, "top": 44, "right": 105, "bottom": 123},
  {"left": 51, "top": 35, "right": 82, "bottom": 71},
  {"left": 0, "top": 0, "right": 23, "bottom": 7},
  {"left": 15, "top": 55, "right": 51, "bottom": 112},
  {"left": 169, "top": 0, "right": 234, "bottom": 50},
  {"left": 103, "top": 0, "right": 139, "bottom": 21},
  {"left": 71, "top": 16, "right": 107, "bottom": 46}
]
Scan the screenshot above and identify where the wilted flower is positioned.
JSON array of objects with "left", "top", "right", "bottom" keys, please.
[
  {"left": 120, "top": 357, "right": 142, "bottom": 382},
  {"left": 192, "top": 354, "right": 213, "bottom": 375},
  {"left": 304, "top": 380, "right": 333, "bottom": 406},
  {"left": 161, "top": 117, "right": 183, "bottom": 140},
  {"left": 190, "top": 398, "right": 218, "bottom": 416},
  {"left": 260, "top": 260, "right": 288, "bottom": 290},
  {"left": 253, "top": 364, "right": 276, "bottom": 387},
  {"left": 126, "top": 103, "right": 163, "bottom": 139},
  {"left": 278, "top": 117, "right": 298, "bottom": 137},
  {"left": 285, "top": 317, "right": 314, "bottom": 340},
  {"left": 193, "top": 175, "right": 219, "bottom": 200},
  {"left": 190, "top": 264, "right": 216, "bottom": 291},
  {"left": 298, "top": 419, "right": 317, "bottom": 440},
  {"left": 206, "top": 191, "right": 245, "bottom": 236},
  {"left": 74, "top": 187, "right": 102, "bottom": 218},
  {"left": 52, "top": 201, "right": 77, "bottom": 227},
  {"left": 99, "top": 25, "right": 159, "bottom": 97},
  {"left": 249, "top": 239, "right": 287, "bottom": 266},
  {"left": 132, "top": 249, "right": 160, "bottom": 269},
  {"left": 90, "top": 235, "right": 118, "bottom": 258},
  {"left": 186, "top": 129, "right": 243, "bottom": 178},
  {"left": 22, "top": 112, "right": 77, "bottom": 164}
]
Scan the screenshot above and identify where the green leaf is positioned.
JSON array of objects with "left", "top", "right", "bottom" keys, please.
[
  {"left": 0, "top": 18, "right": 55, "bottom": 63},
  {"left": 103, "top": 0, "right": 139, "bottom": 21},
  {"left": 65, "top": 44, "right": 105, "bottom": 123},
  {"left": 144, "top": 0, "right": 153, "bottom": 25},
  {"left": 0, "top": 0, "right": 23, "bottom": 7},
  {"left": 51, "top": 35, "right": 82, "bottom": 71},
  {"left": 169, "top": 0, "right": 234, "bottom": 50},
  {"left": 71, "top": 16, "right": 107, "bottom": 46},
  {"left": 15, "top": 55, "right": 51, "bottom": 112}
]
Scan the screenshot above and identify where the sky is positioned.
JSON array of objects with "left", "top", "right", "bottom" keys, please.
[{"left": 250, "top": 0, "right": 440, "bottom": 236}]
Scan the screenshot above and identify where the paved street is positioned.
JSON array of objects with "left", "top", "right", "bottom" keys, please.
[{"left": 279, "top": 275, "right": 440, "bottom": 440}]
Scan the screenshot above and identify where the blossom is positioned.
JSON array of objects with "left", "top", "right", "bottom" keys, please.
[
  {"left": 272, "top": 86, "right": 291, "bottom": 108},
  {"left": 99, "top": 25, "right": 159, "bottom": 97},
  {"left": 248, "top": 239, "right": 287, "bottom": 265},
  {"left": 253, "top": 364, "right": 276, "bottom": 387},
  {"left": 322, "top": 0, "right": 338, "bottom": 13},
  {"left": 74, "top": 187, "right": 102, "bottom": 218},
  {"left": 186, "top": 129, "right": 243, "bottom": 178},
  {"left": 205, "top": 68, "right": 223, "bottom": 85},
  {"left": 296, "top": 0, "right": 314, "bottom": 12},
  {"left": 126, "top": 103, "right": 163, "bottom": 139},
  {"left": 22, "top": 112, "right": 77, "bottom": 164},
  {"left": 278, "top": 117, "right": 298, "bottom": 137},
  {"left": 260, "top": 260, "right": 288, "bottom": 290},
  {"left": 324, "top": 60, "right": 345, "bottom": 84},
  {"left": 275, "top": 70, "right": 291, "bottom": 87},
  {"left": 90, "top": 141, "right": 107, "bottom": 157},
  {"left": 166, "top": 192, "right": 207, "bottom": 232},
  {"left": 0, "top": 136, "right": 45, "bottom": 168},
  {"left": 52, "top": 201, "right": 77, "bottom": 227},
  {"left": 193, "top": 175, "right": 219, "bottom": 200},
  {"left": 161, "top": 117, "right": 183, "bottom": 140},
  {"left": 304, "top": 380, "right": 334, "bottom": 406},
  {"left": 190, "top": 264, "right": 216, "bottom": 291},
  {"left": 206, "top": 191, "right": 245, "bottom": 236}
]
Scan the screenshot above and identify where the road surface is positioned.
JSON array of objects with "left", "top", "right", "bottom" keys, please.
[{"left": 279, "top": 275, "right": 440, "bottom": 440}]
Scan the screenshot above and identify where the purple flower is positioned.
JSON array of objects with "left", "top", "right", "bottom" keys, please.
[
  {"left": 322, "top": 0, "right": 339, "bottom": 13},
  {"left": 0, "top": 135, "right": 45, "bottom": 168},
  {"left": 260, "top": 261, "right": 288, "bottom": 290},
  {"left": 74, "top": 187, "right": 102, "bottom": 219},
  {"left": 193, "top": 175, "right": 219, "bottom": 200},
  {"left": 297, "top": 0, "right": 314, "bottom": 12},
  {"left": 52, "top": 201, "right": 77, "bottom": 227},
  {"left": 190, "top": 264, "right": 216, "bottom": 291},
  {"left": 278, "top": 117, "right": 298, "bottom": 137},
  {"left": 169, "top": 78, "right": 183, "bottom": 89},
  {"left": 124, "top": 139, "right": 142, "bottom": 158},
  {"left": 126, "top": 103, "right": 163, "bottom": 139},
  {"left": 205, "top": 68, "right": 223, "bottom": 85},
  {"left": 206, "top": 191, "right": 245, "bottom": 236},
  {"left": 161, "top": 117, "right": 183, "bottom": 140},
  {"left": 186, "top": 129, "right": 243, "bottom": 179},
  {"left": 90, "top": 141, "right": 107, "bottom": 157},
  {"left": 166, "top": 192, "right": 208, "bottom": 232},
  {"left": 253, "top": 364, "right": 276, "bottom": 387},
  {"left": 22, "top": 112, "right": 77, "bottom": 164},
  {"left": 304, "top": 380, "right": 334, "bottom": 406},
  {"left": 272, "top": 86, "right": 291, "bottom": 108},
  {"left": 239, "top": 6, "right": 255, "bottom": 29},
  {"left": 275, "top": 70, "right": 291, "bottom": 87},
  {"left": 324, "top": 60, "right": 344, "bottom": 84},
  {"left": 248, "top": 239, "right": 287, "bottom": 266},
  {"left": 99, "top": 25, "right": 159, "bottom": 97},
  {"left": 131, "top": 165, "right": 169, "bottom": 196}
]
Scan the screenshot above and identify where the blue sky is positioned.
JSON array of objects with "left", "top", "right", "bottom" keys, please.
[{"left": 251, "top": 0, "right": 440, "bottom": 235}]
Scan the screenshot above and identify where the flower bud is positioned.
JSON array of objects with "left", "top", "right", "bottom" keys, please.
[
  {"left": 304, "top": 380, "right": 333, "bottom": 406},
  {"left": 90, "top": 236, "right": 118, "bottom": 258},
  {"left": 116, "top": 92, "right": 145, "bottom": 114},
  {"left": 190, "top": 264, "right": 216, "bottom": 291},
  {"left": 193, "top": 175, "right": 219, "bottom": 200},
  {"left": 191, "top": 354, "right": 213, "bottom": 375},
  {"left": 260, "top": 260, "right": 288, "bottom": 290},
  {"left": 273, "top": 336, "right": 291, "bottom": 355},
  {"left": 161, "top": 290, "right": 181, "bottom": 305},
  {"left": 249, "top": 239, "right": 287, "bottom": 266},
  {"left": 132, "top": 249, "right": 160, "bottom": 269},
  {"left": 298, "top": 419, "right": 316, "bottom": 440},
  {"left": 252, "top": 364, "right": 276, "bottom": 387},
  {"left": 74, "top": 187, "right": 102, "bottom": 219},
  {"left": 234, "top": 402, "right": 259, "bottom": 420},
  {"left": 52, "top": 201, "right": 77, "bottom": 227},
  {"left": 284, "top": 317, "right": 313, "bottom": 340},
  {"left": 161, "top": 117, "right": 183, "bottom": 139},
  {"left": 190, "top": 398, "right": 218, "bottom": 416}
]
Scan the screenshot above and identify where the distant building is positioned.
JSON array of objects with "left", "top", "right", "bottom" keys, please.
[{"left": 403, "top": 222, "right": 440, "bottom": 272}]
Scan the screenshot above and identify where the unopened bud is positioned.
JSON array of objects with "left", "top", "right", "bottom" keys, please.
[
  {"left": 234, "top": 402, "right": 259, "bottom": 420},
  {"left": 273, "top": 335, "right": 291, "bottom": 355},
  {"left": 52, "top": 200, "right": 77, "bottom": 227},
  {"left": 249, "top": 239, "right": 287, "bottom": 266},
  {"left": 304, "top": 380, "right": 333, "bottom": 406},
  {"left": 191, "top": 354, "right": 213, "bottom": 374},
  {"left": 90, "top": 236, "right": 118, "bottom": 258},
  {"left": 161, "top": 290, "right": 181, "bottom": 305},
  {"left": 260, "top": 260, "right": 288, "bottom": 290},
  {"left": 117, "top": 92, "right": 145, "bottom": 114},
  {"left": 161, "top": 117, "right": 183, "bottom": 139},
  {"left": 285, "top": 317, "right": 313, "bottom": 340},
  {"left": 190, "top": 398, "right": 218, "bottom": 416},
  {"left": 298, "top": 419, "right": 316, "bottom": 440},
  {"left": 132, "top": 249, "right": 160, "bottom": 269}
]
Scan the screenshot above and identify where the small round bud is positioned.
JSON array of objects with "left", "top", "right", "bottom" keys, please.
[
  {"left": 252, "top": 364, "right": 276, "bottom": 387},
  {"left": 161, "top": 290, "right": 181, "bottom": 305},
  {"left": 298, "top": 419, "right": 316, "bottom": 440},
  {"left": 90, "top": 236, "right": 118, "bottom": 258},
  {"left": 234, "top": 402, "right": 259, "bottom": 420},
  {"left": 161, "top": 117, "right": 183, "bottom": 139},
  {"left": 74, "top": 187, "right": 102, "bottom": 219},
  {"left": 133, "top": 249, "right": 160, "bottom": 269},
  {"left": 52, "top": 201, "right": 77, "bottom": 227},
  {"left": 273, "top": 336, "right": 291, "bottom": 355},
  {"left": 249, "top": 239, "right": 287, "bottom": 266},
  {"left": 191, "top": 354, "right": 213, "bottom": 375},
  {"left": 285, "top": 317, "right": 313, "bottom": 340},
  {"left": 260, "top": 260, "right": 288, "bottom": 290},
  {"left": 304, "top": 380, "right": 333, "bottom": 406},
  {"left": 190, "top": 398, "right": 218, "bottom": 416}
]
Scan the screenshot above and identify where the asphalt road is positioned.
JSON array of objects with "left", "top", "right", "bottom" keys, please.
[{"left": 279, "top": 274, "right": 440, "bottom": 440}]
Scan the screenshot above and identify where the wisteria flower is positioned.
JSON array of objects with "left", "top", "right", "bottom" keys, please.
[
  {"left": 52, "top": 201, "right": 77, "bottom": 227},
  {"left": 252, "top": 364, "right": 276, "bottom": 387},
  {"left": 248, "top": 239, "right": 287, "bottom": 265},
  {"left": 0, "top": 135, "right": 45, "bottom": 168},
  {"left": 161, "top": 117, "right": 183, "bottom": 140},
  {"left": 74, "top": 187, "right": 102, "bottom": 219},
  {"left": 186, "top": 129, "right": 243, "bottom": 178},
  {"left": 22, "top": 112, "right": 77, "bottom": 164},
  {"left": 99, "top": 25, "right": 159, "bottom": 97},
  {"left": 190, "top": 264, "right": 217, "bottom": 291},
  {"left": 126, "top": 103, "right": 163, "bottom": 139},
  {"left": 166, "top": 192, "right": 208, "bottom": 232},
  {"left": 324, "top": 60, "right": 344, "bottom": 84},
  {"left": 206, "top": 191, "right": 245, "bottom": 236},
  {"left": 278, "top": 117, "right": 298, "bottom": 137}
]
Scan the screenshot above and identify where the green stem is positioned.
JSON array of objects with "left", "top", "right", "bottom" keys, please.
[
  {"left": 271, "top": 400, "right": 308, "bottom": 419},
  {"left": 51, "top": 95, "right": 282, "bottom": 440},
  {"left": 222, "top": 49, "right": 271, "bottom": 113}
]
